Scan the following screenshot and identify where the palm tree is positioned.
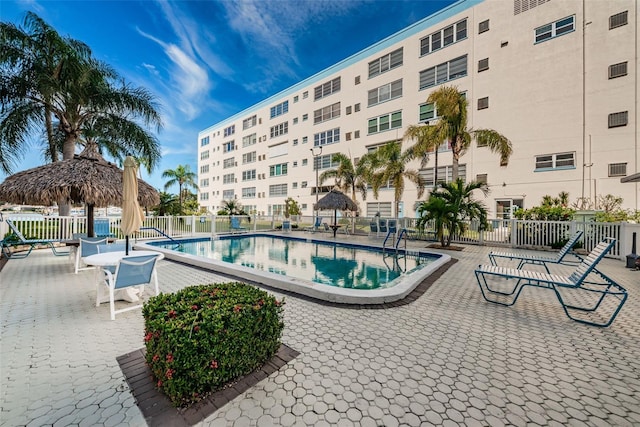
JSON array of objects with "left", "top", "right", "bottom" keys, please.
[
  {"left": 365, "top": 141, "right": 425, "bottom": 218},
  {"left": 404, "top": 124, "right": 443, "bottom": 186},
  {"left": 319, "top": 152, "right": 368, "bottom": 211},
  {"left": 155, "top": 191, "right": 178, "bottom": 216},
  {"left": 425, "top": 85, "right": 513, "bottom": 180},
  {"left": 1, "top": 12, "right": 163, "bottom": 215},
  {"left": 0, "top": 12, "right": 90, "bottom": 173},
  {"left": 219, "top": 199, "right": 246, "bottom": 216},
  {"left": 417, "top": 178, "right": 489, "bottom": 246},
  {"left": 162, "top": 164, "right": 198, "bottom": 215}
]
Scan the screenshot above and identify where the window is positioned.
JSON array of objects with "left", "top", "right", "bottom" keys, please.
[
  {"left": 242, "top": 169, "right": 256, "bottom": 181},
  {"left": 609, "top": 62, "right": 628, "bottom": 79},
  {"left": 293, "top": 95, "right": 299, "bottom": 103},
  {"left": 200, "top": 178, "right": 209, "bottom": 187},
  {"left": 476, "top": 174, "right": 487, "bottom": 184},
  {"left": 270, "top": 100, "right": 289, "bottom": 119},
  {"left": 354, "top": 130, "right": 360, "bottom": 139},
  {"left": 200, "top": 192, "right": 209, "bottom": 201},
  {"left": 366, "top": 202, "right": 392, "bottom": 218},
  {"left": 535, "top": 152, "right": 575, "bottom": 170},
  {"left": 293, "top": 117, "right": 298, "bottom": 125},
  {"left": 269, "top": 163, "right": 288, "bottom": 177},
  {"left": 313, "top": 154, "right": 340, "bottom": 170},
  {"left": 200, "top": 164, "right": 209, "bottom": 174},
  {"left": 608, "top": 111, "right": 628, "bottom": 128},
  {"left": 419, "top": 55, "right": 467, "bottom": 90},
  {"left": 346, "top": 132, "right": 352, "bottom": 141},
  {"left": 200, "top": 136, "right": 210, "bottom": 146},
  {"left": 420, "top": 19, "right": 467, "bottom": 56},
  {"left": 293, "top": 139, "right": 298, "bottom": 146},
  {"left": 368, "top": 79, "right": 403, "bottom": 107},
  {"left": 292, "top": 182, "right": 298, "bottom": 189},
  {"left": 293, "top": 161, "right": 298, "bottom": 167},
  {"left": 419, "top": 102, "right": 437, "bottom": 122},
  {"left": 478, "top": 19, "right": 489, "bottom": 33},
  {"left": 355, "top": 76, "right": 361, "bottom": 85},
  {"left": 302, "top": 136, "right": 308, "bottom": 144},
  {"left": 535, "top": 16, "right": 575, "bottom": 43},
  {"left": 314, "top": 128, "right": 340, "bottom": 147},
  {"left": 354, "top": 103, "right": 361, "bottom": 112},
  {"left": 346, "top": 106, "right": 352, "bottom": 115},
  {"left": 368, "top": 111, "right": 402, "bottom": 134},
  {"left": 223, "top": 157, "right": 235, "bottom": 169},
  {"left": 223, "top": 190, "right": 235, "bottom": 199},
  {"left": 223, "top": 173, "right": 235, "bottom": 184},
  {"left": 302, "top": 159, "right": 308, "bottom": 166},
  {"left": 314, "top": 102, "right": 341, "bottom": 124},
  {"left": 303, "top": 91, "right": 308, "bottom": 99},
  {"left": 269, "top": 184, "right": 287, "bottom": 197},
  {"left": 608, "top": 163, "right": 627, "bottom": 177},
  {"left": 242, "top": 152, "right": 256, "bottom": 164},
  {"left": 242, "top": 115, "right": 257, "bottom": 130},
  {"left": 302, "top": 114, "right": 308, "bottom": 121},
  {"left": 223, "top": 125, "right": 235, "bottom": 137},
  {"left": 314, "top": 77, "right": 341, "bottom": 101},
  {"left": 242, "top": 187, "right": 256, "bottom": 198},
  {"left": 270, "top": 122, "right": 288, "bottom": 138},
  {"left": 301, "top": 181, "right": 307, "bottom": 188},
  {"left": 200, "top": 150, "right": 209, "bottom": 160},
  {"left": 242, "top": 133, "right": 257, "bottom": 147},
  {"left": 478, "top": 58, "right": 489, "bottom": 72},
  {"left": 609, "top": 11, "right": 628, "bottom": 29},
  {"left": 222, "top": 140, "right": 235, "bottom": 153},
  {"left": 514, "top": 0, "right": 550, "bottom": 15},
  {"left": 477, "top": 97, "right": 489, "bottom": 110},
  {"left": 419, "top": 165, "right": 467, "bottom": 186},
  {"left": 368, "top": 48, "right": 403, "bottom": 78}
]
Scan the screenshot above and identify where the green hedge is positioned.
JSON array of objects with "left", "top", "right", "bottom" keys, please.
[{"left": 143, "top": 282, "right": 285, "bottom": 407}]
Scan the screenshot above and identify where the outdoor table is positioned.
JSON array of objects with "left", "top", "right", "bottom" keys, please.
[
  {"left": 62, "top": 238, "right": 116, "bottom": 247},
  {"left": 329, "top": 224, "right": 342, "bottom": 238},
  {"left": 83, "top": 251, "right": 164, "bottom": 303}
]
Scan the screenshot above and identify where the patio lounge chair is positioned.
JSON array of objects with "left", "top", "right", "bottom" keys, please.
[
  {"left": 282, "top": 220, "right": 291, "bottom": 233},
  {"left": 97, "top": 254, "right": 159, "bottom": 320},
  {"left": 1, "top": 219, "right": 69, "bottom": 259},
  {"left": 94, "top": 219, "right": 114, "bottom": 238},
  {"left": 306, "top": 216, "right": 322, "bottom": 232},
  {"left": 475, "top": 238, "right": 628, "bottom": 327},
  {"left": 488, "top": 230, "right": 584, "bottom": 273},
  {"left": 230, "top": 217, "right": 247, "bottom": 233}
]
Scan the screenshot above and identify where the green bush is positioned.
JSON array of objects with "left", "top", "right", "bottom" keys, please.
[{"left": 143, "top": 282, "right": 285, "bottom": 407}]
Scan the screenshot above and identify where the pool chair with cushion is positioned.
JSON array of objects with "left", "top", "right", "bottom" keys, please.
[
  {"left": 475, "top": 238, "right": 628, "bottom": 327},
  {"left": 97, "top": 254, "right": 160, "bottom": 320},
  {"left": 488, "top": 230, "right": 584, "bottom": 273},
  {"left": 282, "top": 220, "right": 291, "bottom": 233},
  {"left": 306, "top": 216, "right": 323, "bottom": 233},
  {"left": 230, "top": 217, "right": 248, "bottom": 233},
  {"left": 1, "top": 219, "right": 69, "bottom": 259},
  {"left": 75, "top": 237, "right": 109, "bottom": 274}
]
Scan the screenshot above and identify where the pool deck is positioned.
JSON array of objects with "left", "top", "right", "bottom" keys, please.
[{"left": 1, "top": 233, "right": 639, "bottom": 426}]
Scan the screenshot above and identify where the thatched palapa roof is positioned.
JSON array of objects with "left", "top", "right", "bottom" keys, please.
[
  {"left": 0, "top": 143, "right": 159, "bottom": 207},
  {"left": 316, "top": 189, "right": 358, "bottom": 212}
]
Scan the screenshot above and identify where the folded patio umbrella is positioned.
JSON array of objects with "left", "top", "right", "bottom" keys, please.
[{"left": 121, "top": 156, "right": 146, "bottom": 255}]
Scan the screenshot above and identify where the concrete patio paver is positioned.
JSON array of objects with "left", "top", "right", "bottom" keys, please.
[{"left": 1, "top": 238, "right": 639, "bottom": 426}]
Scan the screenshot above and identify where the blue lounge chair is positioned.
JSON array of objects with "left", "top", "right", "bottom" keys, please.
[
  {"left": 94, "top": 219, "right": 114, "bottom": 238},
  {"left": 475, "top": 238, "right": 627, "bottom": 327},
  {"left": 230, "top": 217, "right": 247, "bottom": 233},
  {"left": 282, "top": 220, "right": 291, "bottom": 233},
  {"left": 488, "top": 230, "right": 584, "bottom": 273},
  {"left": 379, "top": 219, "right": 388, "bottom": 234},
  {"left": 306, "top": 216, "right": 322, "bottom": 233},
  {"left": 1, "top": 219, "right": 69, "bottom": 259},
  {"left": 98, "top": 254, "right": 159, "bottom": 320}
]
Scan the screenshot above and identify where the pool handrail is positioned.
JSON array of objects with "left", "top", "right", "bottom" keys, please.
[{"left": 140, "top": 227, "right": 181, "bottom": 249}]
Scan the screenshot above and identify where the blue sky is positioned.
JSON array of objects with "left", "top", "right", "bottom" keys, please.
[{"left": 1, "top": 0, "right": 457, "bottom": 193}]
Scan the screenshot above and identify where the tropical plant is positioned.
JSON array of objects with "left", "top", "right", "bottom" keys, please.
[
  {"left": 1, "top": 12, "right": 163, "bottom": 215},
  {"left": 421, "top": 85, "right": 513, "bottom": 180},
  {"left": 283, "top": 197, "right": 301, "bottom": 218},
  {"left": 162, "top": 165, "right": 198, "bottom": 215},
  {"left": 404, "top": 124, "right": 442, "bottom": 183},
  {"left": 515, "top": 192, "right": 575, "bottom": 221},
  {"left": 416, "top": 179, "right": 489, "bottom": 246},
  {"left": 154, "top": 191, "right": 178, "bottom": 216},
  {"left": 361, "top": 141, "right": 425, "bottom": 218},
  {"left": 217, "top": 199, "right": 247, "bottom": 217},
  {"left": 319, "top": 152, "right": 368, "bottom": 211}
]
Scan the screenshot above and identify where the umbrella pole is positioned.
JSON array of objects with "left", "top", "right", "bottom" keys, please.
[
  {"left": 87, "top": 204, "right": 95, "bottom": 237},
  {"left": 126, "top": 235, "right": 129, "bottom": 255}
]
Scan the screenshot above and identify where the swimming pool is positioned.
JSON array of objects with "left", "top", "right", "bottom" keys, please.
[{"left": 138, "top": 234, "right": 450, "bottom": 304}]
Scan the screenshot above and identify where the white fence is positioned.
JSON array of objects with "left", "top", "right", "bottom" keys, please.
[{"left": 2, "top": 213, "right": 639, "bottom": 261}]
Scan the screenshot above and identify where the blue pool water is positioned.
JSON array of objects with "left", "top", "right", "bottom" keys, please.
[{"left": 149, "top": 235, "right": 440, "bottom": 290}]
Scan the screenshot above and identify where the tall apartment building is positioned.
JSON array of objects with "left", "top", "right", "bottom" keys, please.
[{"left": 198, "top": 0, "right": 639, "bottom": 219}]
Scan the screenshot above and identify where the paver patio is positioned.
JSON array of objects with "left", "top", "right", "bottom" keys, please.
[{"left": 1, "top": 237, "right": 639, "bottom": 426}]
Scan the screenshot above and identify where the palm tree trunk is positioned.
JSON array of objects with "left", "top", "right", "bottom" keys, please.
[
  {"left": 44, "top": 107, "right": 58, "bottom": 162},
  {"left": 451, "top": 149, "right": 460, "bottom": 181},
  {"left": 58, "top": 133, "right": 77, "bottom": 217},
  {"left": 434, "top": 149, "right": 439, "bottom": 187}
]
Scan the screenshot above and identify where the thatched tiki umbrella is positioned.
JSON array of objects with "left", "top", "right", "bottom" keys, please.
[
  {"left": 0, "top": 143, "right": 159, "bottom": 237},
  {"left": 315, "top": 189, "right": 358, "bottom": 237}
]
